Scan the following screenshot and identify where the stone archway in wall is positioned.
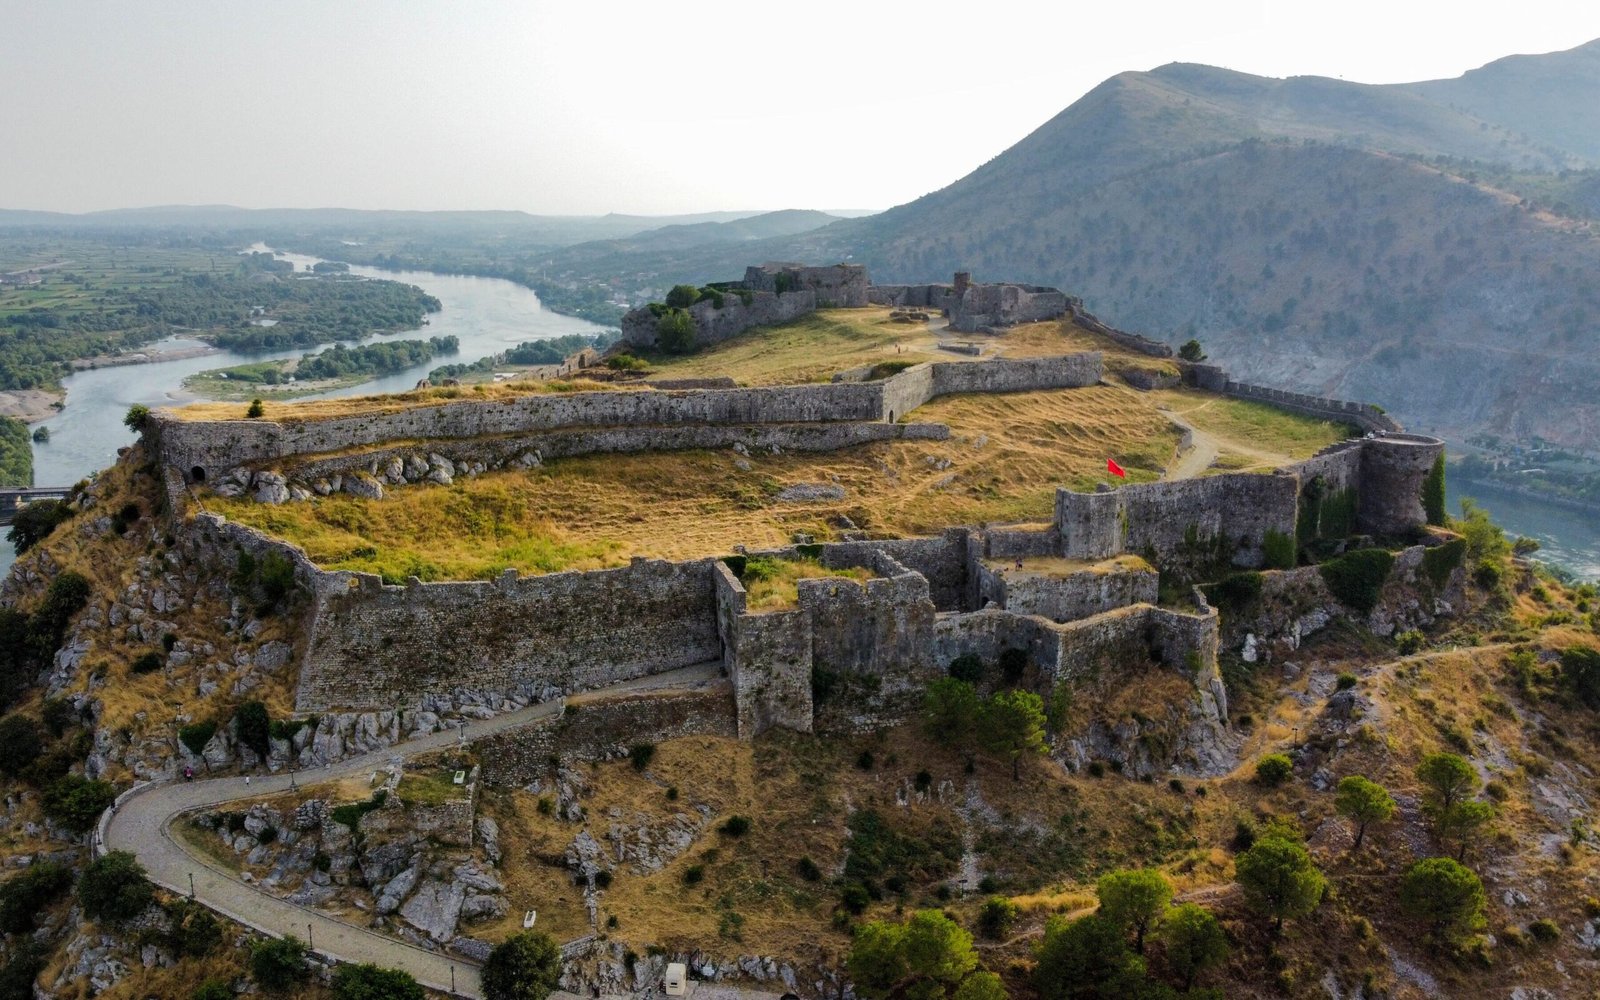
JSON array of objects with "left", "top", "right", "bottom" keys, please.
[{"left": 190, "top": 466, "right": 207, "bottom": 484}]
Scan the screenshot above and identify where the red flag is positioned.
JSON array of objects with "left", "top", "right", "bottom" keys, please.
[{"left": 1107, "top": 458, "right": 1126, "bottom": 478}]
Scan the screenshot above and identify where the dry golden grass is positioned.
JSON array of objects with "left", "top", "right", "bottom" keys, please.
[
  {"left": 1001, "top": 554, "right": 1153, "bottom": 576},
  {"left": 166, "top": 377, "right": 632, "bottom": 422},
  {"left": 7, "top": 451, "right": 301, "bottom": 777},
  {"left": 208, "top": 384, "right": 1182, "bottom": 580}
]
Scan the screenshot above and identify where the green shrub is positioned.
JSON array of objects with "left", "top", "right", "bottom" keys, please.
[
  {"left": 250, "top": 936, "right": 309, "bottom": 993},
  {"left": 0, "top": 861, "right": 73, "bottom": 933},
  {"left": 628, "top": 743, "right": 656, "bottom": 772},
  {"left": 605, "top": 354, "right": 649, "bottom": 371},
  {"left": 1335, "top": 673, "right": 1358, "bottom": 691},
  {"left": 330, "top": 789, "right": 388, "bottom": 829},
  {"left": 1396, "top": 630, "right": 1425, "bottom": 655},
  {"left": 130, "top": 651, "right": 163, "bottom": 675},
  {"left": 948, "top": 653, "right": 983, "bottom": 684},
  {"left": 1528, "top": 918, "right": 1561, "bottom": 943},
  {"left": 797, "top": 857, "right": 822, "bottom": 881},
  {"left": 657, "top": 309, "right": 695, "bottom": 354},
  {"left": 123, "top": 404, "right": 151, "bottom": 432},
  {"left": 856, "top": 749, "right": 875, "bottom": 770},
  {"left": 682, "top": 864, "right": 705, "bottom": 886},
  {"left": 42, "top": 773, "right": 116, "bottom": 832},
  {"left": 1202, "top": 571, "right": 1263, "bottom": 614},
  {"left": 1319, "top": 548, "right": 1395, "bottom": 613},
  {"left": 1255, "top": 753, "right": 1294, "bottom": 787},
  {"left": 839, "top": 883, "right": 870, "bottom": 914},
  {"left": 719, "top": 815, "right": 752, "bottom": 837},
  {"left": 7, "top": 498, "right": 74, "bottom": 555},
  {"left": 191, "top": 980, "right": 233, "bottom": 1000},
  {"left": 592, "top": 870, "right": 612, "bottom": 890},
  {"left": 0, "top": 715, "right": 42, "bottom": 776},
  {"left": 1423, "top": 454, "right": 1447, "bottom": 526},
  {"left": 977, "top": 895, "right": 1020, "bottom": 939},
  {"left": 1422, "top": 537, "right": 1466, "bottom": 587},
  {"left": 246, "top": 399, "right": 265, "bottom": 419},
  {"left": 234, "top": 700, "right": 271, "bottom": 759},
  {"left": 1263, "top": 530, "right": 1296, "bottom": 570},
  {"left": 664, "top": 285, "right": 700, "bottom": 309},
  {"left": 78, "top": 851, "right": 154, "bottom": 923},
  {"left": 332, "top": 963, "right": 425, "bottom": 1000},
  {"left": 179, "top": 720, "right": 218, "bottom": 756}
]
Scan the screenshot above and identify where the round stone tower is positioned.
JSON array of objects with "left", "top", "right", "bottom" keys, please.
[{"left": 1357, "top": 434, "right": 1444, "bottom": 536}]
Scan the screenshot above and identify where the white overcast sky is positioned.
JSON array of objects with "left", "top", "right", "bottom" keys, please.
[{"left": 2, "top": 0, "right": 1597, "bottom": 216}]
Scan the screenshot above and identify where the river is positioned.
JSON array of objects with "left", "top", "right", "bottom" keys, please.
[
  {"left": 6, "top": 253, "right": 1599, "bottom": 580},
  {"left": 3, "top": 248, "right": 609, "bottom": 573}
]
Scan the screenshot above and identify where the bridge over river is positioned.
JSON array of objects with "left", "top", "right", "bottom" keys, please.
[{"left": 0, "top": 486, "right": 72, "bottom": 525}]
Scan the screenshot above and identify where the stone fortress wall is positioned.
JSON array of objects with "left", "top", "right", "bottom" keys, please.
[
  {"left": 153, "top": 353, "right": 1102, "bottom": 493},
  {"left": 620, "top": 263, "right": 868, "bottom": 352},
  {"left": 149, "top": 261, "right": 1445, "bottom": 762}
]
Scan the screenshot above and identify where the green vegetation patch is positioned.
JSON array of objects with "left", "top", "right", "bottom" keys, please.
[
  {"left": 1421, "top": 537, "right": 1467, "bottom": 588},
  {"left": 0, "top": 416, "right": 32, "bottom": 488},
  {"left": 1318, "top": 548, "right": 1395, "bottom": 613},
  {"left": 397, "top": 769, "right": 466, "bottom": 806}
]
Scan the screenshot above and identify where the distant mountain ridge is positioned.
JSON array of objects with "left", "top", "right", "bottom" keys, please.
[{"left": 640, "top": 38, "right": 1600, "bottom": 451}]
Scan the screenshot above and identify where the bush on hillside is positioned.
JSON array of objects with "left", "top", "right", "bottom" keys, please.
[
  {"left": 0, "top": 715, "right": 42, "bottom": 776},
  {"left": 42, "top": 773, "right": 116, "bottom": 832},
  {"left": 79, "top": 851, "right": 155, "bottom": 923},
  {"left": 250, "top": 936, "right": 309, "bottom": 993},
  {"left": 1319, "top": 548, "right": 1394, "bottom": 613},
  {"left": 0, "top": 861, "right": 73, "bottom": 934}
]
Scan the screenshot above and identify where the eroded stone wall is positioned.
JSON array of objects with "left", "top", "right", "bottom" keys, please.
[
  {"left": 977, "top": 562, "right": 1159, "bottom": 624},
  {"left": 296, "top": 559, "right": 721, "bottom": 712}
]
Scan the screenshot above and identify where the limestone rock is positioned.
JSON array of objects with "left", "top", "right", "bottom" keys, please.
[
  {"left": 399, "top": 878, "right": 465, "bottom": 942},
  {"left": 344, "top": 473, "right": 384, "bottom": 500},
  {"left": 477, "top": 817, "right": 501, "bottom": 865}
]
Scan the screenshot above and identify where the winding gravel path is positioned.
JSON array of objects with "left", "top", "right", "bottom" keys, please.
[{"left": 101, "top": 663, "right": 723, "bottom": 999}]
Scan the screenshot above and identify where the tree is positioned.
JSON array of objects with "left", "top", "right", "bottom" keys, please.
[
  {"left": 332, "top": 963, "right": 425, "bottom": 1000},
  {"left": 123, "top": 404, "right": 150, "bottom": 432},
  {"left": 1561, "top": 646, "right": 1600, "bottom": 710},
  {"left": 1096, "top": 869, "right": 1172, "bottom": 954},
  {"left": 977, "top": 896, "right": 1019, "bottom": 940},
  {"left": 849, "top": 910, "right": 979, "bottom": 1000},
  {"left": 1439, "top": 800, "right": 1495, "bottom": 861},
  {"left": 656, "top": 308, "right": 695, "bottom": 354},
  {"left": 42, "top": 773, "right": 116, "bottom": 832},
  {"left": 482, "top": 930, "right": 562, "bottom": 1000},
  {"left": 665, "top": 284, "right": 701, "bottom": 309},
  {"left": 245, "top": 398, "right": 265, "bottom": 419},
  {"left": 924, "top": 678, "right": 981, "bottom": 751},
  {"left": 977, "top": 689, "right": 1048, "bottom": 780},
  {"left": 1334, "top": 776, "right": 1397, "bottom": 850},
  {"left": 1159, "top": 902, "right": 1228, "bottom": 990},
  {"left": 1234, "top": 836, "right": 1325, "bottom": 935},
  {"left": 1033, "top": 914, "right": 1152, "bottom": 1000},
  {"left": 249, "top": 936, "right": 309, "bottom": 993},
  {"left": 235, "top": 700, "right": 271, "bottom": 761},
  {"left": 78, "top": 851, "right": 155, "bottom": 923},
  {"left": 1422, "top": 453, "right": 1447, "bottom": 527},
  {"left": 1178, "top": 339, "right": 1207, "bottom": 362},
  {"left": 0, "top": 715, "right": 42, "bottom": 776},
  {"left": 6, "top": 499, "right": 73, "bottom": 555},
  {"left": 1416, "top": 752, "right": 1478, "bottom": 823},
  {"left": 1399, "top": 857, "right": 1486, "bottom": 950}
]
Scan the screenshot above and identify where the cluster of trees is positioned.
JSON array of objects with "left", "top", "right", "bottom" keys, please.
[
  {"left": 0, "top": 570, "right": 90, "bottom": 710},
  {"left": 848, "top": 876, "right": 1231, "bottom": 1000},
  {"left": 427, "top": 332, "right": 619, "bottom": 381},
  {"left": 288, "top": 336, "right": 457, "bottom": 382},
  {"left": 923, "top": 660, "right": 1048, "bottom": 779},
  {"left": 0, "top": 416, "right": 31, "bottom": 488},
  {"left": 0, "top": 259, "right": 442, "bottom": 389}
]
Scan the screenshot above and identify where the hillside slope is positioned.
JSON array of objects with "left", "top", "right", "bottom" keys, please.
[{"left": 533, "top": 41, "right": 1600, "bottom": 450}]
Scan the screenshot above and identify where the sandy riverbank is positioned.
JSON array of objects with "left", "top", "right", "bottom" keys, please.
[
  {"left": 0, "top": 388, "right": 65, "bottom": 423},
  {"left": 70, "top": 343, "right": 219, "bottom": 370}
]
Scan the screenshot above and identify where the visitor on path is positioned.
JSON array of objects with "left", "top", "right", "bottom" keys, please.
[{"left": 183, "top": 766, "right": 193, "bottom": 781}]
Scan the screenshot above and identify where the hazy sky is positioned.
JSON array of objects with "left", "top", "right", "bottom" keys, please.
[{"left": 2, "top": 1, "right": 1597, "bottom": 216}]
